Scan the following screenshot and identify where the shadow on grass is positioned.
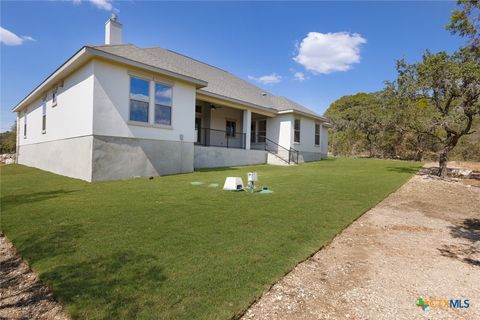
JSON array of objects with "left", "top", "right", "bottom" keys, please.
[
  {"left": 41, "top": 251, "right": 167, "bottom": 318},
  {"left": 1, "top": 189, "right": 78, "bottom": 211},
  {"left": 18, "top": 224, "right": 85, "bottom": 263},
  {"left": 386, "top": 166, "right": 420, "bottom": 174},
  {"left": 438, "top": 218, "right": 480, "bottom": 267}
]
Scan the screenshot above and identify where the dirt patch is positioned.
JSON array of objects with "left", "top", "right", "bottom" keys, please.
[
  {"left": 243, "top": 166, "right": 480, "bottom": 320},
  {"left": 0, "top": 233, "right": 69, "bottom": 320}
]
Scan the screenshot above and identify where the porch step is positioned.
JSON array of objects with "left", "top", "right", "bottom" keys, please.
[{"left": 267, "top": 152, "right": 295, "bottom": 166}]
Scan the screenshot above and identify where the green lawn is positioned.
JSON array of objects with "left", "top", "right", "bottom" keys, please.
[{"left": 0, "top": 158, "right": 420, "bottom": 319}]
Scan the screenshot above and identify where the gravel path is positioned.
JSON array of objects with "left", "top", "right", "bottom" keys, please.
[
  {"left": 0, "top": 233, "right": 69, "bottom": 320},
  {"left": 242, "top": 174, "right": 480, "bottom": 320}
]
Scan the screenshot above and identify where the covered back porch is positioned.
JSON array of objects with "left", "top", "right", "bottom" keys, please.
[
  {"left": 192, "top": 96, "right": 274, "bottom": 168},
  {"left": 194, "top": 98, "right": 272, "bottom": 150}
]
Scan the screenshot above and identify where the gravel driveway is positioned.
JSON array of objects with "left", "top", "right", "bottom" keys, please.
[{"left": 242, "top": 173, "right": 480, "bottom": 320}]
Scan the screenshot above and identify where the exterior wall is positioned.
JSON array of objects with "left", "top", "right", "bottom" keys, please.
[
  {"left": 263, "top": 114, "right": 328, "bottom": 162},
  {"left": 92, "top": 60, "right": 197, "bottom": 143},
  {"left": 266, "top": 114, "right": 292, "bottom": 149},
  {"left": 17, "top": 136, "right": 93, "bottom": 181},
  {"left": 194, "top": 145, "right": 267, "bottom": 169},
  {"left": 92, "top": 135, "right": 193, "bottom": 181},
  {"left": 16, "top": 62, "right": 95, "bottom": 181},
  {"left": 17, "top": 61, "right": 95, "bottom": 145},
  {"left": 320, "top": 126, "right": 329, "bottom": 158}
]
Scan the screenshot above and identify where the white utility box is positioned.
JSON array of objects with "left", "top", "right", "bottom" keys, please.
[
  {"left": 247, "top": 172, "right": 258, "bottom": 182},
  {"left": 223, "top": 177, "right": 244, "bottom": 190}
]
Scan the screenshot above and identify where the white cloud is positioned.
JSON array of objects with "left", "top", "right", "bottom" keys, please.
[
  {"left": 89, "top": 0, "right": 113, "bottom": 11},
  {"left": 293, "top": 72, "right": 307, "bottom": 82},
  {"left": 0, "top": 27, "right": 34, "bottom": 46},
  {"left": 248, "top": 73, "right": 282, "bottom": 85},
  {"left": 73, "top": 0, "right": 115, "bottom": 11},
  {"left": 294, "top": 32, "right": 366, "bottom": 74}
]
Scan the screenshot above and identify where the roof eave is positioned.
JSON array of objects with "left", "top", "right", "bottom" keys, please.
[
  {"left": 12, "top": 47, "right": 92, "bottom": 112},
  {"left": 85, "top": 47, "right": 208, "bottom": 88},
  {"left": 278, "top": 109, "right": 329, "bottom": 122},
  {"left": 197, "top": 89, "right": 278, "bottom": 116},
  {"left": 12, "top": 46, "right": 209, "bottom": 113}
]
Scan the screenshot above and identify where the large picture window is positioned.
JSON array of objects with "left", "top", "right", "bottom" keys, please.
[
  {"left": 154, "top": 83, "right": 172, "bottom": 125},
  {"left": 294, "top": 118, "right": 301, "bottom": 143},
  {"left": 129, "top": 77, "right": 150, "bottom": 122},
  {"left": 315, "top": 124, "right": 320, "bottom": 145}
]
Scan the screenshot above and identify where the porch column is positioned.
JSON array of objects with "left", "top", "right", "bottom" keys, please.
[{"left": 243, "top": 109, "right": 251, "bottom": 150}]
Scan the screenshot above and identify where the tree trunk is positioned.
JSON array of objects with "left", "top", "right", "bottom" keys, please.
[{"left": 438, "top": 148, "right": 449, "bottom": 177}]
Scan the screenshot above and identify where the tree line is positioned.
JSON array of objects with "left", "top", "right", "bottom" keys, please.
[{"left": 325, "top": 0, "right": 480, "bottom": 177}]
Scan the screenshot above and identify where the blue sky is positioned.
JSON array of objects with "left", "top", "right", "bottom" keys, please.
[{"left": 0, "top": 1, "right": 464, "bottom": 132}]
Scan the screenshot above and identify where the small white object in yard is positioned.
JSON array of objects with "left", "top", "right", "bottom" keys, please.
[
  {"left": 247, "top": 172, "right": 258, "bottom": 191},
  {"left": 247, "top": 172, "right": 258, "bottom": 182},
  {"left": 223, "top": 177, "right": 244, "bottom": 191},
  {"left": 5, "top": 159, "right": 14, "bottom": 165}
]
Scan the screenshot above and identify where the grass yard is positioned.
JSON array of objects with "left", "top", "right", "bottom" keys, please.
[{"left": 0, "top": 158, "right": 420, "bottom": 319}]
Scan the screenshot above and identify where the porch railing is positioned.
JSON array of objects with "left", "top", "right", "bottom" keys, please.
[
  {"left": 252, "top": 135, "right": 299, "bottom": 164},
  {"left": 195, "top": 128, "right": 246, "bottom": 149}
]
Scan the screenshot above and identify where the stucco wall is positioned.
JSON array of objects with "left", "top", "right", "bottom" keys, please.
[
  {"left": 17, "top": 61, "right": 94, "bottom": 146},
  {"left": 92, "top": 60, "right": 197, "bottom": 143},
  {"left": 320, "top": 126, "right": 329, "bottom": 157},
  {"left": 293, "top": 117, "right": 321, "bottom": 153},
  {"left": 17, "top": 136, "right": 93, "bottom": 181},
  {"left": 266, "top": 114, "right": 292, "bottom": 150},
  {"left": 92, "top": 135, "right": 194, "bottom": 181},
  {"left": 194, "top": 145, "right": 267, "bottom": 169}
]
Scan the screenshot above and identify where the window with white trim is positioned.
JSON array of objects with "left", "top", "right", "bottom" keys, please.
[
  {"left": 23, "top": 111, "right": 27, "bottom": 138},
  {"left": 42, "top": 97, "right": 47, "bottom": 133},
  {"left": 52, "top": 89, "right": 58, "bottom": 106},
  {"left": 129, "top": 77, "right": 150, "bottom": 122},
  {"left": 154, "top": 82, "right": 172, "bottom": 125},
  {"left": 315, "top": 124, "right": 320, "bottom": 145},
  {"left": 294, "top": 118, "right": 301, "bottom": 143}
]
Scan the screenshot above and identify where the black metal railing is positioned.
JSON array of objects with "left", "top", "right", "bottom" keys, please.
[
  {"left": 252, "top": 135, "right": 299, "bottom": 164},
  {"left": 195, "top": 128, "right": 246, "bottom": 149}
]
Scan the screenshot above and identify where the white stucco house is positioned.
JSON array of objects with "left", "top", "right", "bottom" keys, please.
[{"left": 13, "top": 16, "right": 330, "bottom": 182}]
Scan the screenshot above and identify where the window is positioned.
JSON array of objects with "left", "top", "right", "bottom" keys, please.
[
  {"left": 226, "top": 120, "right": 236, "bottom": 137},
  {"left": 52, "top": 89, "right": 57, "bottom": 106},
  {"left": 154, "top": 82, "right": 172, "bottom": 125},
  {"left": 315, "top": 124, "right": 320, "bottom": 145},
  {"left": 23, "top": 111, "right": 27, "bottom": 138},
  {"left": 129, "top": 77, "right": 150, "bottom": 122},
  {"left": 257, "top": 120, "right": 266, "bottom": 143},
  {"left": 250, "top": 121, "right": 256, "bottom": 143},
  {"left": 42, "top": 97, "right": 47, "bottom": 133},
  {"left": 294, "top": 119, "right": 301, "bottom": 143}
]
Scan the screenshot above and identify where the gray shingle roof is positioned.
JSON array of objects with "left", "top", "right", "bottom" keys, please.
[{"left": 90, "top": 44, "right": 326, "bottom": 120}]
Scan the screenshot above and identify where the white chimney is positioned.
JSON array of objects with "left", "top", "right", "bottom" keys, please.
[{"left": 105, "top": 14, "right": 122, "bottom": 45}]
